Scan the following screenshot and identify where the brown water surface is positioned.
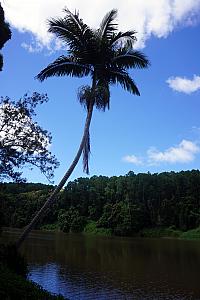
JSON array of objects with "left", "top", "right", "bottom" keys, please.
[{"left": 1, "top": 228, "right": 200, "bottom": 299}]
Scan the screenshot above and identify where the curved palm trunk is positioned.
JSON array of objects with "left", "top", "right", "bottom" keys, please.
[{"left": 16, "top": 100, "right": 94, "bottom": 249}]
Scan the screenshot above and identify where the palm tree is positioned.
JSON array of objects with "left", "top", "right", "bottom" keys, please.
[{"left": 16, "top": 8, "right": 149, "bottom": 248}]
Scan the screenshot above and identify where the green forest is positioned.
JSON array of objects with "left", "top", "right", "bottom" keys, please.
[{"left": 1, "top": 170, "right": 200, "bottom": 238}]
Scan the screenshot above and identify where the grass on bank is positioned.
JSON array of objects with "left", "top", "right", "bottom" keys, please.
[
  {"left": 84, "top": 221, "right": 112, "bottom": 236},
  {"left": 139, "top": 226, "right": 200, "bottom": 240},
  {"left": 139, "top": 227, "right": 182, "bottom": 238},
  {"left": 40, "top": 223, "right": 59, "bottom": 231},
  {"left": 80, "top": 221, "right": 200, "bottom": 240},
  {"left": 180, "top": 227, "right": 200, "bottom": 240},
  {"left": 40, "top": 221, "right": 200, "bottom": 240}
]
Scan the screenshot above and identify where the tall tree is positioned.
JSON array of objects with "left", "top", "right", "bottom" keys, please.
[
  {"left": 0, "top": 93, "right": 59, "bottom": 182},
  {"left": 17, "top": 8, "right": 149, "bottom": 247},
  {"left": 0, "top": 3, "right": 11, "bottom": 71}
]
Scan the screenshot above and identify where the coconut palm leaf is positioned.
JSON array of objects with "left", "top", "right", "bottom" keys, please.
[
  {"left": 98, "top": 9, "right": 118, "bottom": 39},
  {"left": 48, "top": 18, "right": 83, "bottom": 48},
  {"left": 36, "top": 56, "right": 92, "bottom": 81},
  {"left": 108, "top": 69, "right": 140, "bottom": 95},
  {"left": 78, "top": 83, "right": 110, "bottom": 111},
  {"left": 48, "top": 15, "right": 94, "bottom": 53},
  {"left": 94, "top": 82, "right": 110, "bottom": 110},
  {"left": 63, "top": 8, "right": 85, "bottom": 31},
  {"left": 82, "top": 129, "right": 90, "bottom": 174},
  {"left": 109, "top": 30, "right": 137, "bottom": 48},
  {"left": 112, "top": 50, "right": 150, "bottom": 69}
]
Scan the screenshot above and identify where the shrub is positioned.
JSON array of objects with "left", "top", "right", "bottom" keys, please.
[
  {"left": 84, "top": 221, "right": 112, "bottom": 236},
  {"left": 0, "top": 243, "right": 28, "bottom": 277},
  {"left": 180, "top": 227, "right": 200, "bottom": 239}
]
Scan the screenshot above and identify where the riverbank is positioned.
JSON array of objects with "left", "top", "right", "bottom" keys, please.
[
  {"left": 0, "top": 266, "right": 66, "bottom": 300},
  {"left": 41, "top": 222, "right": 200, "bottom": 240},
  {"left": 139, "top": 227, "right": 200, "bottom": 239},
  {"left": 86, "top": 224, "right": 200, "bottom": 240}
]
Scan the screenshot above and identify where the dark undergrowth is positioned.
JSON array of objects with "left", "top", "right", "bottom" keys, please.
[{"left": 0, "top": 243, "right": 66, "bottom": 300}]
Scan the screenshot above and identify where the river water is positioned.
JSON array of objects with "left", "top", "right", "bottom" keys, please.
[{"left": 2, "top": 229, "right": 200, "bottom": 299}]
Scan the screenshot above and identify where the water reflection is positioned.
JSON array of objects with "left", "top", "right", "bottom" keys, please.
[{"left": 2, "top": 229, "right": 200, "bottom": 299}]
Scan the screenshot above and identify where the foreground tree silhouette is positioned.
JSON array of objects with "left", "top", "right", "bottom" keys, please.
[
  {"left": 17, "top": 8, "right": 149, "bottom": 248},
  {"left": 0, "top": 93, "right": 59, "bottom": 182}
]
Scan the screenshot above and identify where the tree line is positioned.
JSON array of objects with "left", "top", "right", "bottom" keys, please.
[{"left": 1, "top": 170, "right": 200, "bottom": 236}]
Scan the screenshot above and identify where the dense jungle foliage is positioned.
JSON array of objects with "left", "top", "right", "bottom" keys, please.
[{"left": 1, "top": 170, "right": 200, "bottom": 236}]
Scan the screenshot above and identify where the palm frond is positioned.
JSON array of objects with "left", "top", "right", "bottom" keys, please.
[
  {"left": 48, "top": 9, "right": 94, "bottom": 53},
  {"left": 98, "top": 9, "right": 118, "bottom": 39},
  {"left": 108, "top": 69, "right": 140, "bottom": 95},
  {"left": 36, "top": 56, "right": 92, "bottom": 81},
  {"left": 112, "top": 50, "right": 150, "bottom": 69},
  {"left": 48, "top": 18, "right": 83, "bottom": 49},
  {"left": 95, "top": 82, "right": 110, "bottom": 110},
  {"left": 63, "top": 8, "right": 94, "bottom": 43},
  {"left": 78, "top": 85, "right": 91, "bottom": 109},
  {"left": 82, "top": 129, "right": 90, "bottom": 174},
  {"left": 109, "top": 30, "right": 137, "bottom": 48},
  {"left": 78, "top": 84, "right": 110, "bottom": 111},
  {"left": 63, "top": 8, "right": 83, "bottom": 31}
]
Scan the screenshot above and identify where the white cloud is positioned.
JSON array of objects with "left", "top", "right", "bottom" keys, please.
[
  {"left": 123, "top": 139, "right": 200, "bottom": 166},
  {"left": 2, "top": 0, "right": 200, "bottom": 51},
  {"left": 122, "top": 155, "right": 143, "bottom": 165},
  {"left": 167, "top": 75, "right": 200, "bottom": 94},
  {"left": 148, "top": 140, "right": 199, "bottom": 164},
  {"left": 21, "top": 41, "right": 43, "bottom": 53}
]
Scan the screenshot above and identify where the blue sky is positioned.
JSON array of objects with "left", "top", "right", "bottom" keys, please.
[{"left": 1, "top": 0, "right": 200, "bottom": 184}]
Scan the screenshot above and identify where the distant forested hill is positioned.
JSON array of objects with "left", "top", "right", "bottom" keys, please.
[{"left": 1, "top": 170, "right": 200, "bottom": 236}]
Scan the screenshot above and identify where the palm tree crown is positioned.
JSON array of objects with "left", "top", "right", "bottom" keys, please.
[{"left": 36, "top": 8, "right": 149, "bottom": 173}]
